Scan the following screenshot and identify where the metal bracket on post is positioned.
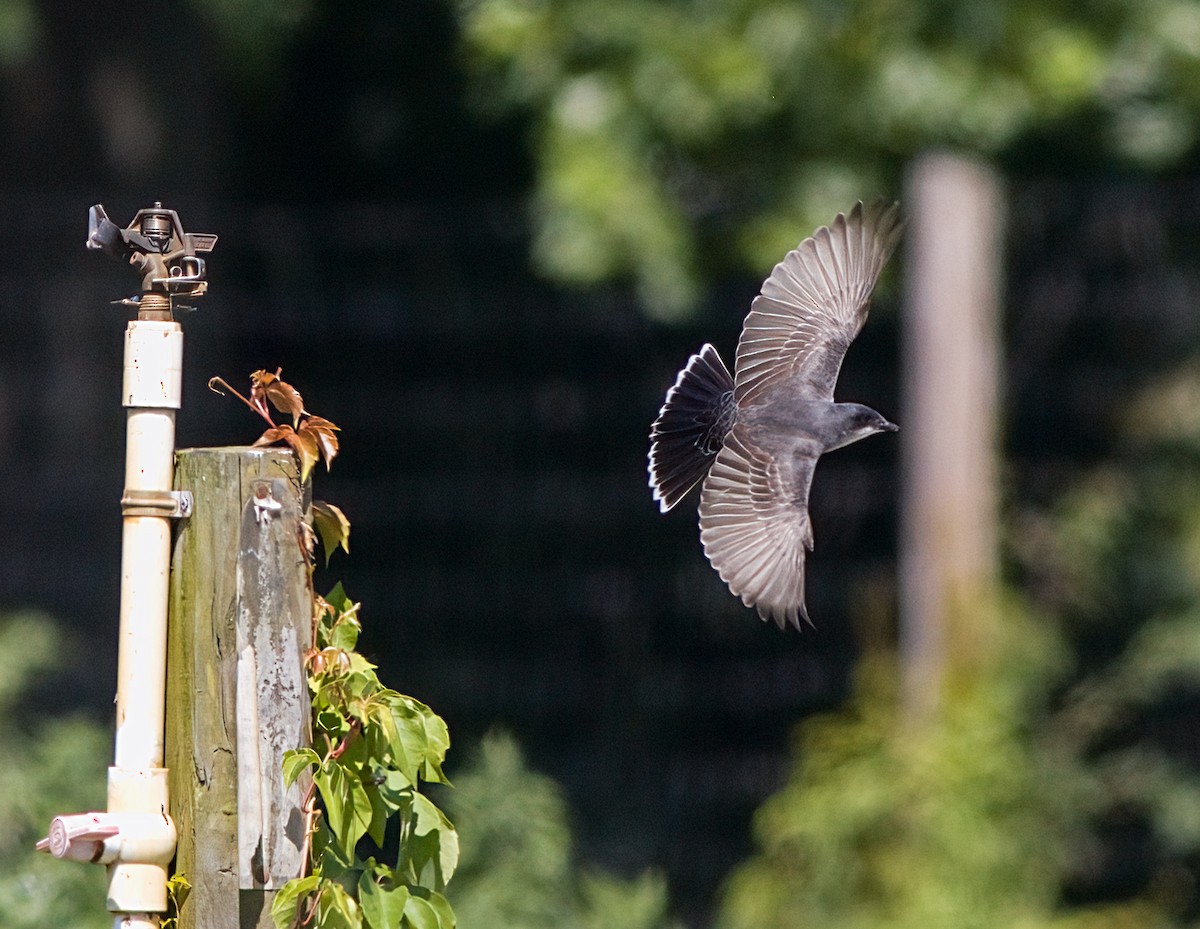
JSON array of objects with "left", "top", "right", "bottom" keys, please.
[{"left": 121, "top": 489, "right": 194, "bottom": 519}]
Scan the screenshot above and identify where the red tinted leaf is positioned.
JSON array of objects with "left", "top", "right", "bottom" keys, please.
[
  {"left": 252, "top": 424, "right": 318, "bottom": 482},
  {"left": 248, "top": 371, "right": 275, "bottom": 423},
  {"left": 252, "top": 368, "right": 306, "bottom": 426},
  {"left": 301, "top": 416, "right": 341, "bottom": 470},
  {"left": 287, "top": 427, "right": 321, "bottom": 483},
  {"left": 253, "top": 424, "right": 294, "bottom": 447}
]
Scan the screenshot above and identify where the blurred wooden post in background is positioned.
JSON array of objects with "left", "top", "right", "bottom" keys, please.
[
  {"left": 166, "top": 447, "right": 312, "bottom": 929},
  {"left": 899, "top": 153, "right": 1005, "bottom": 720}
]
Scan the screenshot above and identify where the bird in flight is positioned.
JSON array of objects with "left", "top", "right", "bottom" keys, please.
[{"left": 648, "top": 200, "right": 903, "bottom": 630}]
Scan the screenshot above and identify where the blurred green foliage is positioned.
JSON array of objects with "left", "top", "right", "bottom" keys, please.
[
  {"left": 438, "top": 730, "right": 681, "bottom": 929},
  {"left": 458, "top": 0, "right": 1200, "bottom": 313},
  {"left": 0, "top": 0, "right": 37, "bottom": 67},
  {"left": 189, "top": 0, "right": 315, "bottom": 83},
  {"left": 717, "top": 616, "right": 1100, "bottom": 929},
  {"left": 0, "top": 613, "right": 110, "bottom": 929}
]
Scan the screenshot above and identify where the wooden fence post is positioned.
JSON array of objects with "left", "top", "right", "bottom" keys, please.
[
  {"left": 166, "top": 447, "right": 313, "bottom": 929},
  {"left": 898, "top": 152, "right": 1005, "bottom": 721}
]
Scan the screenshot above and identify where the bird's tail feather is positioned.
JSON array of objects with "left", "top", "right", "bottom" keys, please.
[{"left": 649, "top": 344, "right": 736, "bottom": 512}]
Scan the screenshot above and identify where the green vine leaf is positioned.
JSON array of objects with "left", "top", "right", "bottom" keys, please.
[
  {"left": 316, "top": 880, "right": 362, "bottom": 929},
  {"left": 404, "top": 887, "right": 454, "bottom": 929},
  {"left": 420, "top": 713, "right": 451, "bottom": 785},
  {"left": 160, "top": 872, "right": 192, "bottom": 929},
  {"left": 366, "top": 783, "right": 392, "bottom": 847},
  {"left": 359, "top": 868, "right": 410, "bottom": 929},
  {"left": 312, "top": 500, "right": 352, "bottom": 566},
  {"left": 330, "top": 611, "right": 361, "bottom": 652},
  {"left": 323, "top": 582, "right": 355, "bottom": 618},
  {"left": 270, "top": 874, "right": 320, "bottom": 929},
  {"left": 316, "top": 763, "right": 374, "bottom": 856},
  {"left": 406, "top": 792, "right": 460, "bottom": 889},
  {"left": 259, "top": 395, "right": 456, "bottom": 929},
  {"left": 283, "top": 747, "right": 321, "bottom": 787},
  {"left": 402, "top": 893, "right": 440, "bottom": 929},
  {"left": 417, "top": 888, "right": 455, "bottom": 929}
]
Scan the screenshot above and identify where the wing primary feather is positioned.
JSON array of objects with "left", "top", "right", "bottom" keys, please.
[{"left": 733, "top": 198, "right": 903, "bottom": 405}]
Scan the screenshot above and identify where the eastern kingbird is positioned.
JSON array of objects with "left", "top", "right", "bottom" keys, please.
[{"left": 648, "top": 200, "right": 902, "bottom": 630}]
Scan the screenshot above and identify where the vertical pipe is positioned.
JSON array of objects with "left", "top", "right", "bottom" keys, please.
[
  {"left": 108, "top": 317, "right": 184, "bottom": 925},
  {"left": 114, "top": 422, "right": 174, "bottom": 770}
]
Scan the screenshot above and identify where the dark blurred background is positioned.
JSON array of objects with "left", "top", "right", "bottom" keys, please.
[{"left": 6, "top": 2, "right": 1200, "bottom": 928}]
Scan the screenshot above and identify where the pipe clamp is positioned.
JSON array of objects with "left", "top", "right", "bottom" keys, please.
[{"left": 120, "top": 489, "right": 193, "bottom": 519}]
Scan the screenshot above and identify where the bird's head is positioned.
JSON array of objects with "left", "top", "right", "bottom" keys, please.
[{"left": 826, "top": 403, "right": 898, "bottom": 451}]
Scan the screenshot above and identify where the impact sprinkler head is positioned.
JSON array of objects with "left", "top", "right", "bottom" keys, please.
[{"left": 88, "top": 202, "right": 217, "bottom": 319}]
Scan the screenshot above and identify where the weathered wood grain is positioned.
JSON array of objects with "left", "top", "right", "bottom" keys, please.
[{"left": 167, "top": 447, "right": 312, "bottom": 929}]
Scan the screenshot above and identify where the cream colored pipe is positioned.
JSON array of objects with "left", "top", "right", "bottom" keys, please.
[{"left": 108, "top": 319, "right": 184, "bottom": 926}]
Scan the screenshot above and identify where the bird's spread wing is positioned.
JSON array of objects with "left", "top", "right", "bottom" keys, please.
[
  {"left": 734, "top": 200, "right": 903, "bottom": 405},
  {"left": 699, "top": 425, "right": 818, "bottom": 630}
]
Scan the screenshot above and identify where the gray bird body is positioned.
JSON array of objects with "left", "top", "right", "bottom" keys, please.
[{"left": 648, "top": 200, "right": 902, "bottom": 630}]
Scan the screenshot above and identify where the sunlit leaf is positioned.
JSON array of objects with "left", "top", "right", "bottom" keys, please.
[
  {"left": 283, "top": 747, "right": 322, "bottom": 786},
  {"left": 331, "top": 611, "right": 361, "bottom": 652},
  {"left": 253, "top": 424, "right": 294, "bottom": 448},
  {"left": 304, "top": 415, "right": 342, "bottom": 469},
  {"left": 345, "top": 670, "right": 377, "bottom": 702},
  {"left": 382, "top": 697, "right": 433, "bottom": 785},
  {"left": 406, "top": 792, "right": 459, "bottom": 888},
  {"left": 345, "top": 778, "right": 374, "bottom": 855},
  {"left": 165, "top": 872, "right": 191, "bottom": 926},
  {"left": 313, "top": 713, "right": 343, "bottom": 740},
  {"left": 414, "top": 888, "right": 455, "bottom": 929},
  {"left": 255, "top": 424, "right": 321, "bottom": 483},
  {"left": 420, "top": 707, "right": 452, "bottom": 783},
  {"left": 316, "top": 879, "right": 362, "bottom": 929},
  {"left": 385, "top": 769, "right": 415, "bottom": 796},
  {"left": 288, "top": 428, "right": 322, "bottom": 482},
  {"left": 315, "top": 763, "right": 373, "bottom": 857},
  {"left": 402, "top": 891, "right": 442, "bottom": 929},
  {"left": 312, "top": 500, "right": 352, "bottom": 567},
  {"left": 251, "top": 422, "right": 315, "bottom": 481},
  {"left": 270, "top": 874, "right": 319, "bottom": 929},
  {"left": 360, "top": 868, "right": 410, "bottom": 929},
  {"left": 314, "top": 766, "right": 347, "bottom": 853}
]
